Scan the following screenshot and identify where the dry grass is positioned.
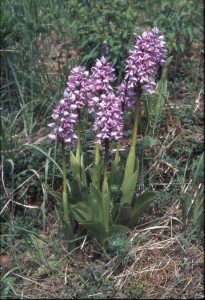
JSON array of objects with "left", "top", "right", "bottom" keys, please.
[
  {"left": 1, "top": 203, "right": 203, "bottom": 299},
  {"left": 116, "top": 215, "right": 204, "bottom": 299}
]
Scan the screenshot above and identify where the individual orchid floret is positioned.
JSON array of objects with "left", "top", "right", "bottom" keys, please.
[
  {"left": 64, "top": 66, "right": 89, "bottom": 110},
  {"left": 85, "top": 56, "right": 116, "bottom": 113},
  {"left": 121, "top": 27, "right": 167, "bottom": 107}
]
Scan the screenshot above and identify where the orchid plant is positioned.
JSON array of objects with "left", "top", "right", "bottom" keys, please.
[{"left": 47, "top": 28, "right": 169, "bottom": 247}]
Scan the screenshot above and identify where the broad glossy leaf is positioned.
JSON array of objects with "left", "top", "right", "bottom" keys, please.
[{"left": 127, "top": 191, "right": 156, "bottom": 228}]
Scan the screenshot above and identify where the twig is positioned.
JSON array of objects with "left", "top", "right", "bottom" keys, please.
[{"left": 13, "top": 273, "right": 46, "bottom": 288}]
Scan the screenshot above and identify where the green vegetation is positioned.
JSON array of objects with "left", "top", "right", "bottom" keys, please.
[{"left": 0, "top": 0, "right": 204, "bottom": 298}]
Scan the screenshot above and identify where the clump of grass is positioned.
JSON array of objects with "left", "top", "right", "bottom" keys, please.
[{"left": 107, "top": 233, "right": 129, "bottom": 257}]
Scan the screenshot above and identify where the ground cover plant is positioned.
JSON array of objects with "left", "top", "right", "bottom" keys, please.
[{"left": 0, "top": 0, "right": 204, "bottom": 299}]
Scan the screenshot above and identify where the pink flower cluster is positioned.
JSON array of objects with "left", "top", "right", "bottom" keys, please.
[
  {"left": 64, "top": 66, "right": 89, "bottom": 110},
  {"left": 119, "top": 27, "right": 167, "bottom": 107},
  {"left": 48, "top": 99, "right": 78, "bottom": 145},
  {"left": 48, "top": 66, "right": 88, "bottom": 146},
  {"left": 86, "top": 56, "right": 116, "bottom": 113},
  {"left": 94, "top": 91, "right": 123, "bottom": 144},
  {"left": 87, "top": 57, "right": 123, "bottom": 144},
  {"left": 48, "top": 28, "right": 167, "bottom": 146}
]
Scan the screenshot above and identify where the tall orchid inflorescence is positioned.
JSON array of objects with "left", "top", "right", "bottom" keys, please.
[
  {"left": 118, "top": 27, "right": 167, "bottom": 108},
  {"left": 48, "top": 66, "right": 88, "bottom": 147},
  {"left": 87, "top": 56, "right": 123, "bottom": 144}
]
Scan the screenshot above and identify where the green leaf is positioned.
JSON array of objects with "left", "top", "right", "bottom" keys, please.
[
  {"left": 102, "top": 176, "right": 110, "bottom": 232},
  {"left": 109, "top": 162, "right": 124, "bottom": 187},
  {"left": 71, "top": 201, "right": 92, "bottom": 223},
  {"left": 192, "top": 153, "right": 204, "bottom": 185},
  {"left": 80, "top": 221, "right": 109, "bottom": 245},
  {"left": 81, "top": 153, "right": 87, "bottom": 187},
  {"left": 70, "top": 179, "right": 89, "bottom": 205},
  {"left": 90, "top": 160, "right": 103, "bottom": 189},
  {"left": 127, "top": 191, "right": 156, "bottom": 228},
  {"left": 187, "top": 27, "right": 193, "bottom": 43},
  {"left": 70, "top": 150, "right": 81, "bottom": 181},
  {"left": 115, "top": 203, "right": 132, "bottom": 225},
  {"left": 120, "top": 166, "right": 139, "bottom": 205},
  {"left": 90, "top": 184, "right": 103, "bottom": 221},
  {"left": 110, "top": 184, "right": 122, "bottom": 205},
  {"left": 180, "top": 193, "right": 192, "bottom": 230},
  {"left": 123, "top": 144, "right": 136, "bottom": 180},
  {"left": 112, "top": 203, "right": 121, "bottom": 222}
]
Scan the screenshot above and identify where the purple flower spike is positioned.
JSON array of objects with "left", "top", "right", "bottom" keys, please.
[
  {"left": 64, "top": 66, "right": 89, "bottom": 110},
  {"left": 119, "top": 27, "right": 167, "bottom": 107},
  {"left": 48, "top": 66, "right": 88, "bottom": 147},
  {"left": 85, "top": 56, "right": 116, "bottom": 113},
  {"left": 48, "top": 96, "right": 78, "bottom": 146},
  {"left": 93, "top": 92, "right": 123, "bottom": 144},
  {"left": 86, "top": 56, "right": 123, "bottom": 144}
]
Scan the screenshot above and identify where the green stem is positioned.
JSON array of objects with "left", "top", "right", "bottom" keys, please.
[
  {"left": 62, "top": 142, "right": 70, "bottom": 225},
  {"left": 76, "top": 109, "right": 81, "bottom": 165},
  {"left": 131, "top": 87, "right": 142, "bottom": 150},
  {"left": 95, "top": 143, "right": 100, "bottom": 165},
  {"left": 114, "top": 141, "right": 120, "bottom": 165},
  {"left": 62, "top": 142, "right": 75, "bottom": 245},
  {"left": 76, "top": 123, "right": 81, "bottom": 164},
  {"left": 93, "top": 143, "right": 100, "bottom": 188},
  {"left": 103, "top": 138, "right": 109, "bottom": 179},
  {"left": 102, "top": 138, "right": 110, "bottom": 233}
]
